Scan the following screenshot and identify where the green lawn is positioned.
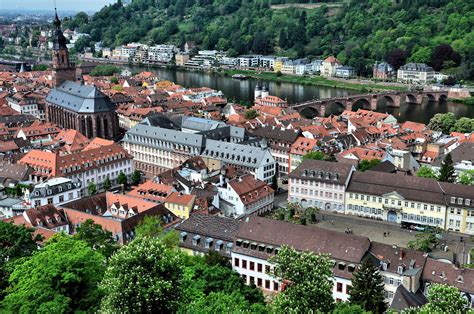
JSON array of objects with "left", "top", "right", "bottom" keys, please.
[{"left": 223, "top": 69, "right": 408, "bottom": 92}]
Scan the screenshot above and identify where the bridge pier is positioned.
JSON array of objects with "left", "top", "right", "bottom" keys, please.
[
  {"left": 319, "top": 105, "right": 326, "bottom": 117},
  {"left": 370, "top": 96, "right": 377, "bottom": 111},
  {"left": 405, "top": 94, "right": 423, "bottom": 104},
  {"left": 385, "top": 95, "right": 401, "bottom": 108}
]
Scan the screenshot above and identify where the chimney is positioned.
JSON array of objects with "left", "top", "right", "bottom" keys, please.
[{"left": 399, "top": 248, "right": 404, "bottom": 260}]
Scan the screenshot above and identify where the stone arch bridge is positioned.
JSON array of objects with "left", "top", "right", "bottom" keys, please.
[{"left": 290, "top": 90, "right": 449, "bottom": 117}]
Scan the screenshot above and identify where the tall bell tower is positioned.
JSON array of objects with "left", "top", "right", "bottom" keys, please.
[{"left": 51, "top": 9, "right": 75, "bottom": 87}]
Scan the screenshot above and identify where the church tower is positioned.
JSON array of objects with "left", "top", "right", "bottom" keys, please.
[{"left": 51, "top": 9, "right": 75, "bottom": 87}]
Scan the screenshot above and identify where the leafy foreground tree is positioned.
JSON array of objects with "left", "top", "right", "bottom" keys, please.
[
  {"left": 270, "top": 246, "right": 334, "bottom": 313},
  {"left": 428, "top": 113, "right": 456, "bottom": 134},
  {"left": 73, "top": 219, "right": 117, "bottom": 258},
  {"left": 333, "top": 302, "right": 370, "bottom": 314},
  {"left": 135, "top": 215, "right": 179, "bottom": 248},
  {"left": 438, "top": 153, "right": 456, "bottom": 183},
  {"left": 100, "top": 236, "right": 184, "bottom": 313},
  {"left": 0, "top": 222, "right": 43, "bottom": 298},
  {"left": 2, "top": 234, "right": 105, "bottom": 313},
  {"left": 181, "top": 291, "right": 266, "bottom": 314},
  {"left": 405, "top": 284, "right": 469, "bottom": 313},
  {"left": 349, "top": 259, "right": 387, "bottom": 313},
  {"left": 416, "top": 166, "right": 437, "bottom": 179},
  {"left": 422, "top": 284, "right": 469, "bottom": 313},
  {"left": 181, "top": 255, "right": 265, "bottom": 310}
]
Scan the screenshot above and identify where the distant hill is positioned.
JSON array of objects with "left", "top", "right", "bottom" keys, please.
[{"left": 64, "top": 0, "right": 473, "bottom": 79}]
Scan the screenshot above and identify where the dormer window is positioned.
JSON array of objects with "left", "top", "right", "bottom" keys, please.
[
  {"left": 250, "top": 242, "right": 257, "bottom": 250},
  {"left": 451, "top": 197, "right": 455, "bottom": 203},
  {"left": 338, "top": 262, "right": 345, "bottom": 271},
  {"left": 397, "top": 266, "right": 404, "bottom": 274},
  {"left": 192, "top": 235, "right": 201, "bottom": 246},
  {"left": 226, "top": 242, "right": 233, "bottom": 253},
  {"left": 179, "top": 232, "right": 187, "bottom": 243},
  {"left": 215, "top": 240, "right": 223, "bottom": 251},
  {"left": 458, "top": 198, "right": 463, "bottom": 205},
  {"left": 205, "top": 238, "right": 213, "bottom": 249}
]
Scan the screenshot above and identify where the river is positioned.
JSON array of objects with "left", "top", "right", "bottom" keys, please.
[{"left": 131, "top": 67, "right": 474, "bottom": 124}]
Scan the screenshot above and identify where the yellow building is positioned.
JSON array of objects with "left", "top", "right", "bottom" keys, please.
[
  {"left": 274, "top": 59, "right": 283, "bottom": 73},
  {"left": 155, "top": 80, "right": 175, "bottom": 89},
  {"left": 345, "top": 172, "right": 448, "bottom": 230},
  {"left": 165, "top": 192, "right": 196, "bottom": 219}
]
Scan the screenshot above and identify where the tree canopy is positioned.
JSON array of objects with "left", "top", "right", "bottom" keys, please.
[
  {"left": 270, "top": 246, "right": 334, "bottom": 312},
  {"left": 358, "top": 159, "right": 381, "bottom": 172},
  {"left": 73, "top": 219, "right": 117, "bottom": 258},
  {"left": 2, "top": 234, "right": 105, "bottom": 313},
  {"left": 64, "top": 0, "right": 473, "bottom": 80},
  {"left": 100, "top": 236, "right": 184, "bottom": 313},
  {"left": 349, "top": 259, "right": 387, "bottom": 313}
]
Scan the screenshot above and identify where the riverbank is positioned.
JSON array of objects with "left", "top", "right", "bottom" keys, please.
[
  {"left": 221, "top": 69, "right": 408, "bottom": 92},
  {"left": 450, "top": 97, "right": 474, "bottom": 106}
]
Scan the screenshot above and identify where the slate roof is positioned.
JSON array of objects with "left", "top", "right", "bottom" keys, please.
[
  {"left": 422, "top": 258, "right": 474, "bottom": 294},
  {"left": 202, "top": 139, "right": 272, "bottom": 168},
  {"left": 0, "top": 162, "right": 32, "bottom": 182},
  {"left": 46, "top": 81, "right": 115, "bottom": 114},
  {"left": 390, "top": 285, "right": 427, "bottom": 311},
  {"left": 289, "top": 159, "right": 354, "bottom": 185},
  {"left": 176, "top": 214, "right": 240, "bottom": 241},
  {"left": 347, "top": 171, "right": 447, "bottom": 205},
  {"left": 235, "top": 216, "right": 370, "bottom": 264},
  {"left": 432, "top": 143, "right": 473, "bottom": 166},
  {"left": 30, "top": 177, "right": 81, "bottom": 198},
  {"left": 249, "top": 126, "right": 301, "bottom": 144},
  {"left": 400, "top": 63, "right": 433, "bottom": 72},
  {"left": 124, "top": 123, "right": 205, "bottom": 149}
]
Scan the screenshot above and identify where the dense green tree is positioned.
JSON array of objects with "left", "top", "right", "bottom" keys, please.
[
  {"left": 333, "top": 302, "right": 369, "bottom": 314},
  {"left": 2, "top": 234, "right": 105, "bottom": 313},
  {"left": 131, "top": 170, "right": 142, "bottom": 186},
  {"left": 349, "top": 259, "right": 387, "bottom": 313},
  {"left": 408, "top": 228, "right": 443, "bottom": 252},
  {"left": 117, "top": 171, "right": 128, "bottom": 186},
  {"left": 270, "top": 246, "right": 334, "bottom": 313},
  {"left": 135, "top": 216, "right": 180, "bottom": 248},
  {"left": 88, "top": 182, "right": 97, "bottom": 195},
  {"left": 358, "top": 159, "right": 381, "bottom": 172},
  {"left": 416, "top": 166, "right": 437, "bottom": 179},
  {"left": 302, "top": 151, "right": 325, "bottom": 161},
  {"left": 428, "top": 113, "right": 456, "bottom": 134},
  {"left": 73, "top": 219, "right": 117, "bottom": 258},
  {"left": 180, "top": 292, "right": 267, "bottom": 314},
  {"left": 103, "top": 176, "right": 111, "bottom": 190},
  {"left": 0, "top": 222, "right": 42, "bottom": 298},
  {"left": 422, "top": 284, "right": 469, "bottom": 313},
  {"left": 100, "top": 236, "right": 184, "bottom": 313},
  {"left": 110, "top": 77, "right": 119, "bottom": 84},
  {"left": 66, "top": 0, "right": 474, "bottom": 80},
  {"left": 90, "top": 65, "right": 120, "bottom": 76},
  {"left": 451, "top": 117, "right": 474, "bottom": 133},
  {"left": 32, "top": 64, "right": 48, "bottom": 71},
  {"left": 438, "top": 153, "right": 456, "bottom": 183},
  {"left": 459, "top": 170, "right": 474, "bottom": 186},
  {"left": 244, "top": 109, "right": 258, "bottom": 120},
  {"left": 304, "top": 206, "right": 318, "bottom": 224}
]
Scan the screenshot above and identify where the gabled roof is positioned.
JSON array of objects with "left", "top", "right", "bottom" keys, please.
[
  {"left": 235, "top": 216, "right": 370, "bottom": 263},
  {"left": 46, "top": 81, "right": 115, "bottom": 114}
]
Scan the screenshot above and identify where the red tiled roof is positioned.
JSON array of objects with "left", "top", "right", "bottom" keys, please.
[{"left": 165, "top": 192, "right": 196, "bottom": 206}]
